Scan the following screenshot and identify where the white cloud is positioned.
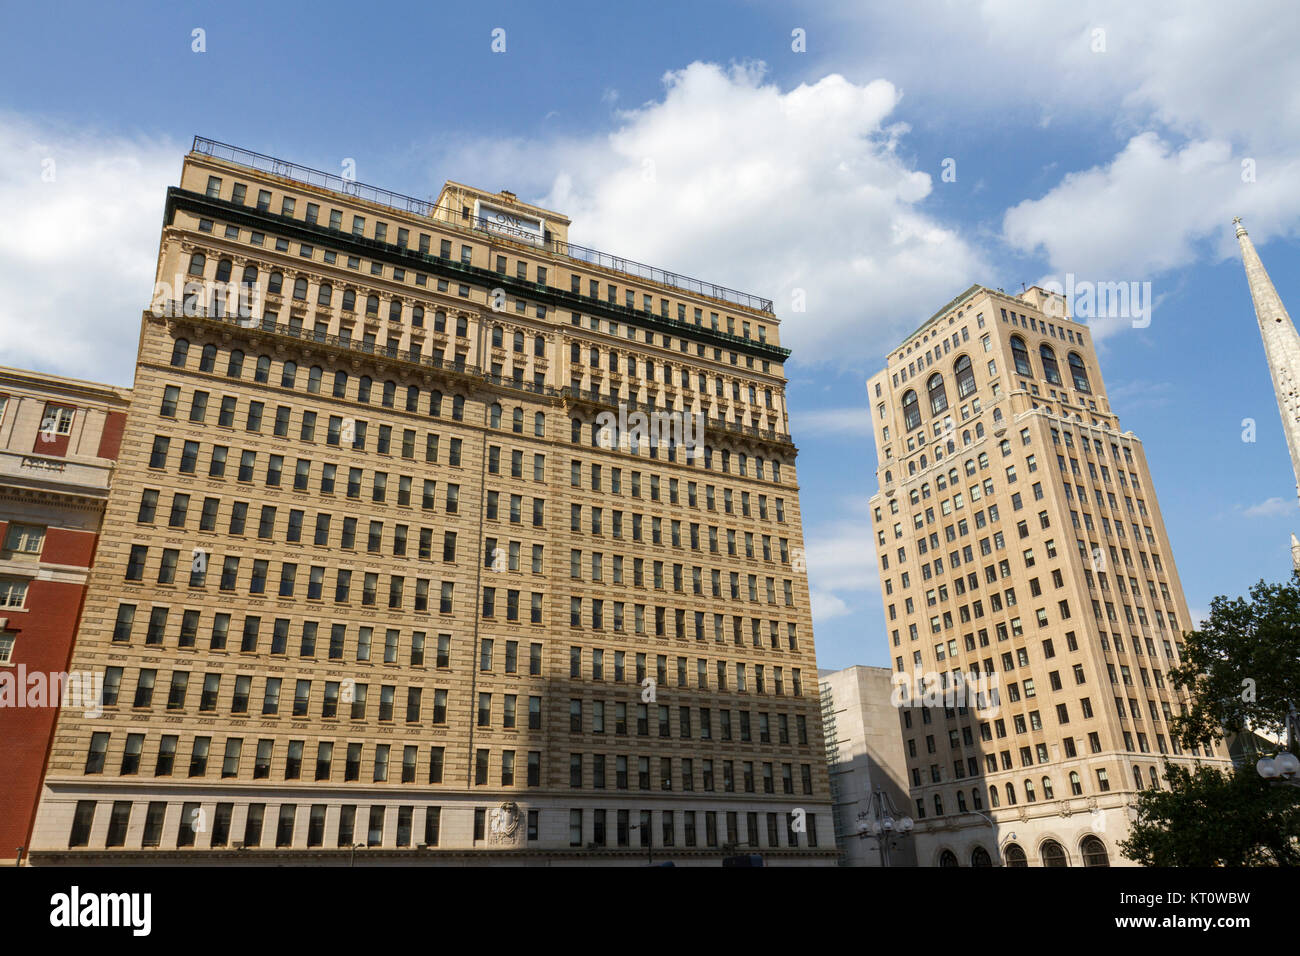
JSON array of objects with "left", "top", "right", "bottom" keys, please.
[
  {"left": 0, "top": 115, "right": 179, "bottom": 384},
  {"left": 427, "top": 61, "right": 987, "bottom": 367},
  {"left": 1003, "top": 134, "right": 1300, "bottom": 336},
  {"left": 791, "top": 406, "right": 874, "bottom": 437},
  {"left": 802, "top": 500, "right": 882, "bottom": 627},
  {"left": 813, "top": 1, "right": 1300, "bottom": 339},
  {"left": 1242, "top": 497, "right": 1297, "bottom": 519}
]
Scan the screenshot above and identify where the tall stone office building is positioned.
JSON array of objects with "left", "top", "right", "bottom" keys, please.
[
  {"left": 866, "top": 285, "right": 1231, "bottom": 867},
  {"left": 27, "top": 138, "right": 833, "bottom": 864}
]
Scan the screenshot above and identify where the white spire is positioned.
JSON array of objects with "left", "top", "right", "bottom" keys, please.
[{"left": 1235, "top": 218, "right": 1300, "bottom": 509}]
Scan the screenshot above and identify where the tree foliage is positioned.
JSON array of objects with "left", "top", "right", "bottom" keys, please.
[
  {"left": 1120, "top": 762, "right": 1300, "bottom": 866},
  {"left": 1122, "top": 574, "right": 1300, "bottom": 865},
  {"left": 1169, "top": 574, "right": 1300, "bottom": 749}
]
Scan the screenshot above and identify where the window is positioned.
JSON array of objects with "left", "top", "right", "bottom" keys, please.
[
  {"left": 954, "top": 354, "right": 976, "bottom": 398},
  {"left": 902, "top": 390, "right": 921, "bottom": 431},
  {"left": 1069, "top": 352, "right": 1091, "bottom": 392},
  {"left": 1040, "top": 344, "right": 1062, "bottom": 385},
  {"left": 1010, "top": 335, "right": 1032, "bottom": 376},
  {"left": 927, "top": 373, "right": 947, "bottom": 415}
]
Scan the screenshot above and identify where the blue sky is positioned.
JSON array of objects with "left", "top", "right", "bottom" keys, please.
[{"left": 2, "top": 0, "right": 1298, "bottom": 670}]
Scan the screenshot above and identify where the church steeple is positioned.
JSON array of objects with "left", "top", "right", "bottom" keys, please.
[{"left": 1235, "top": 217, "right": 1300, "bottom": 570}]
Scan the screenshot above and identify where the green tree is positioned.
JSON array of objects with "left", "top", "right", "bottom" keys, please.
[
  {"left": 1169, "top": 574, "right": 1300, "bottom": 750},
  {"left": 1120, "top": 762, "right": 1300, "bottom": 866},
  {"left": 1120, "top": 574, "right": 1300, "bottom": 865}
]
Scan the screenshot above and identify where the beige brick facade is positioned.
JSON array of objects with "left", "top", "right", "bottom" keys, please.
[
  {"left": 28, "top": 140, "right": 834, "bottom": 864},
  {"left": 867, "top": 285, "right": 1232, "bottom": 867}
]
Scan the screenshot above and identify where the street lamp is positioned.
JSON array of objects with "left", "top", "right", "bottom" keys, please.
[
  {"left": 966, "top": 810, "right": 1001, "bottom": 866},
  {"left": 855, "top": 787, "right": 914, "bottom": 866},
  {"left": 349, "top": 842, "right": 365, "bottom": 867},
  {"left": 1256, "top": 702, "right": 1300, "bottom": 786}
]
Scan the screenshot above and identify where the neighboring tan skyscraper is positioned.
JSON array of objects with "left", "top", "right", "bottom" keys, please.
[
  {"left": 1232, "top": 217, "right": 1300, "bottom": 570},
  {"left": 866, "top": 285, "right": 1232, "bottom": 867},
  {"left": 0, "top": 367, "right": 130, "bottom": 863},
  {"left": 27, "top": 137, "right": 833, "bottom": 864}
]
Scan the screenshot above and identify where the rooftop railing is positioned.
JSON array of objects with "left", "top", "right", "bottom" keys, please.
[{"left": 191, "top": 136, "right": 774, "bottom": 314}]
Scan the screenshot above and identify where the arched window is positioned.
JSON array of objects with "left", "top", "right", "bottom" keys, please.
[
  {"left": 254, "top": 355, "right": 271, "bottom": 384},
  {"left": 267, "top": 272, "right": 283, "bottom": 295},
  {"left": 405, "top": 386, "right": 419, "bottom": 412},
  {"left": 954, "top": 354, "right": 976, "bottom": 398},
  {"left": 241, "top": 265, "right": 258, "bottom": 288},
  {"left": 188, "top": 253, "right": 206, "bottom": 276},
  {"left": 317, "top": 283, "right": 332, "bottom": 306},
  {"left": 908, "top": 461, "right": 917, "bottom": 475},
  {"left": 490, "top": 403, "right": 502, "bottom": 428},
  {"left": 962, "top": 429, "right": 971, "bottom": 446},
  {"left": 389, "top": 299, "right": 402, "bottom": 321},
  {"left": 902, "top": 390, "right": 921, "bottom": 431},
  {"left": 534, "top": 335, "right": 545, "bottom": 357},
  {"left": 1132, "top": 766, "right": 1144, "bottom": 790},
  {"left": 342, "top": 290, "right": 356, "bottom": 312},
  {"left": 357, "top": 376, "right": 372, "bottom": 403},
  {"left": 1040, "top": 344, "right": 1062, "bottom": 385},
  {"left": 1041, "top": 840, "right": 1068, "bottom": 867},
  {"left": 971, "top": 847, "right": 992, "bottom": 867},
  {"left": 281, "top": 361, "right": 298, "bottom": 388},
  {"left": 512, "top": 408, "right": 523, "bottom": 434},
  {"left": 382, "top": 381, "right": 396, "bottom": 408},
  {"left": 938, "top": 850, "right": 959, "bottom": 868},
  {"left": 1069, "top": 771, "right": 1082, "bottom": 795},
  {"left": 627, "top": 355, "right": 637, "bottom": 375},
  {"left": 227, "top": 350, "right": 244, "bottom": 378},
  {"left": 513, "top": 331, "right": 524, "bottom": 353},
  {"left": 293, "top": 277, "right": 308, "bottom": 301},
  {"left": 1068, "top": 352, "right": 1091, "bottom": 392},
  {"left": 215, "top": 259, "right": 233, "bottom": 283},
  {"left": 989, "top": 786, "right": 1000, "bottom": 808},
  {"left": 1005, "top": 782, "right": 1017, "bottom": 805},
  {"left": 429, "top": 391, "right": 443, "bottom": 417},
  {"left": 307, "top": 366, "right": 322, "bottom": 394},
  {"left": 534, "top": 412, "right": 545, "bottom": 437},
  {"left": 452, "top": 395, "right": 465, "bottom": 421},
  {"left": 991, "top": 407, "right": 1002, "bottom": 423},
  {"left": 1042, "top": 776, "right": 1054, "bottom": 800},
  {"left": 412, "top": 306, "right": 424, "bottom": 327},
  {"left": 927, "top": 373, "right": 948, "bottom": 415},
  {"left": 170, "top": 339, "right": 189, "bottom": 368},
  {"left": 1010, "top": 335, "right": 1032, "bottom": 376},
  {"left": 571, "top": 418, "right": 582, "bottom": 443},
  {"left": 434, "top": 310, "right": 447, "bottom": 333},
  {"left": 492, "top": 326, "right": 503, "bottom": 349},
  {"left": 972, "top": 787, "right": 983, "bottom": 811},
  {"left": 1004, "top": 843, "right": 1028, "bottom": 867},
  {"left": 884, "top": 470, "right": 892, "bottom": 484},
  {"left": 333, "top": 371, "right": 348, "bottom": 398},
  {"left": 589, "top": 347, "right": 599, "bottom": 367},
  {"left": 365, "top": 295, "right": 379, "bottom": 316},
  {"left": 1081, "top": 836, "right": 1110, "bottom": 867},
  {"left": 1025, "top": 779, "right": 1036, "bottom": 802},
  {"left": 975, "top": 422, "right": 985, "bottom": 439}
]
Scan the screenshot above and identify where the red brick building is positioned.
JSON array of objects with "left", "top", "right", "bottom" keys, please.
[{"left": 0, "top": 366, "right": 130, "bottom": 862}]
